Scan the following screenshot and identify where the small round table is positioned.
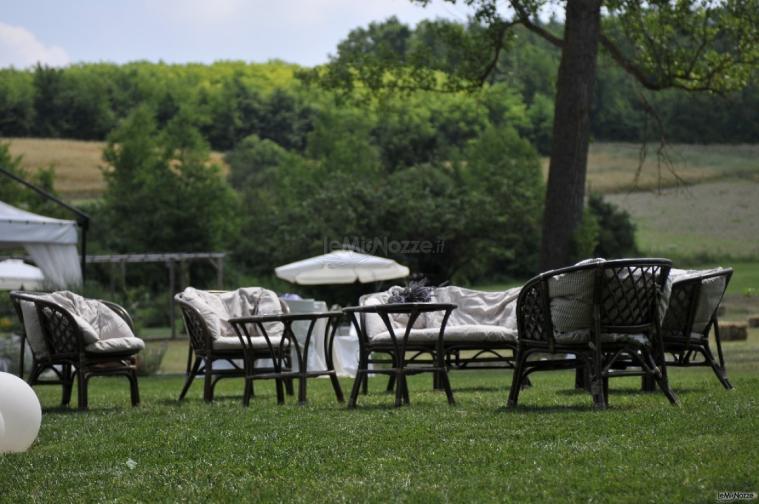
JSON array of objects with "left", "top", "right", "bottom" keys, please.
[
  {"left": 229, "top": 311, "right": 344, "bottom": 405},
  {"left": 342, "top": 302, "right": 457, "bottom": 408}
]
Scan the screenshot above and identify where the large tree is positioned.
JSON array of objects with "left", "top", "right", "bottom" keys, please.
[{"left": 309, "top": 1, "right": 758, "bottom": 269}]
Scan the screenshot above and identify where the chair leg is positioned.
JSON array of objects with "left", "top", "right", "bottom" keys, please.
[
  {"left": 703, "top": 345, "right": 733, "bottom": 390},
  {"left": 284, "top": 378, "right": 295, "bottom": 396},
  {"left": 439, "top": 370, "right": 455, "bottom": 405},
  {"left": 645, "top": 350, "right": 679, "bottom": 405},
  {"left": 386, "top": 375, "right": 396, "bottom": 393},
  {"left": 61, "top": 364, "right": 74, "bottom": 406},
  {"left": 589, "top": 355, "right": 607, "bottom": 410},
  {"left": 203, "top": 357, "right": 214, "bottom": 403},
  {"left": 394, "top": 371, "right": 404, "bottom": 407},
  {"left": 641, "top": 374, "right": 656, "bottom": 392},
  {"left": 329, "top": 373, "right": 344, "bottom": 403},
  {"left": 348, "top": 371, "right": 364, "bottom": 409},
  {"left": 129, "top": 369, "right": 140, "bottom": 407},
  {"left": 77, "top": 370, "right": 89, "bottom": 411},
  {"left": 298, "top": 375, "right": 308, "bottom": 405},
  {"left": 361, "top": 370, "right": 369, "bottom": 395},
  {"left": 602, "top": 376, "right": 609, "bottom": 406},
  {"left": 275, "top": 379, "right": 285, "bottom": 405},
  {"left": 507, "top": 351, "right": 527, "bottom": 408},
  {"left": 574, "top": 367, "right": 585, "bottom": 390},
  {"left": 520, "top": 375, "right": 532, "bottom": 390},
  {"left": 242, "top": 379, "right": 252, "bottom": 407},
  {"left": 283, "top": 355, "right": 294, "bottom": 396},
  {"left": 179, "top": 357, "right": 202, "bottom": 400}
]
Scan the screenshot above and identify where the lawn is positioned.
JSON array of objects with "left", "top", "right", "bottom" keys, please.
[
  {"left": 606, "top": 181, "right": 759, "bottom": 261},
  {"left": 2, "top": 332, "right": 758, "bottom": 503},
  {"left": 2, "top": 137, "right": 228, "bottom": 200}
]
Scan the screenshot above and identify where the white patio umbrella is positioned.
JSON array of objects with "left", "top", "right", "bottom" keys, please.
[
  {"left": 275, "top": 250, "right": 410, "bottom": 285},
  {"left": 0, "top": 259, "right": 45, "bottom": 290}
]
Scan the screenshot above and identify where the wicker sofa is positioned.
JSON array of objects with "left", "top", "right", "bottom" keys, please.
[{"left": 359, "top": 285, "right": 521, "bottom": 372}]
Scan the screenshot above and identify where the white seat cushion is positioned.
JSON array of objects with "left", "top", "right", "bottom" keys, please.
[
  {"left": 20, "top": 299, "right": 49, "bottom": 359},
  {"left": 553, "top": 331, "right": 650, "bottom": 346},
  {"left": 85, "top": 337, "right": 145, "bottom": 355},
  {"left": 373, "top": 324, "right": 517, "bottom": 344},
  {"left": 212, "top": 336, "right": 288, "bottom": 351}
]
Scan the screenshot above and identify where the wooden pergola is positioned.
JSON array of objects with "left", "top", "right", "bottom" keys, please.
[{"left": 86, "top": 252, "right": 226, "bottom": 338}]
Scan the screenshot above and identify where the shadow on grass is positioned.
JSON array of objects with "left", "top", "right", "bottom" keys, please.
[
  {"left": 450, "top": 385, "right": 503, "bottom": 393},
  {"left": 42, "top": 405, "right": 127, "bottom": 415},
  {"left": 497, "top": 403, "right": 635, "bottom": 413}
]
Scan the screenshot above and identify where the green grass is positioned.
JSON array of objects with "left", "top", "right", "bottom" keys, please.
[
  {"left": 582, "top": 142, "right": 759, "bottom": 193},
  {"left": 605, "top": 181, "right": 759, "bottom": 260},
  {"left": 2, "top": 333, "right": 758, "bottom": 502}
]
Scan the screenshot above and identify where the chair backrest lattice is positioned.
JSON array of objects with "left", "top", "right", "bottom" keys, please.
[
  {"left": 516, "top": 280, "right": 553, "bottom": 344},
  {"left": 661, "top": 268, "right": 732, "bottom": 340},
  {"left": 661, "top": 279, "right": 699, "bottom": 338},
  {"left": 599, "top": 261, "right": 670, "bottom": 332},
  {"left": 517, "top": 259, "right": 672, "bottom": 345},
  {"left": 175, "top": 299, "right": 212, "bottom": 352},
  {"left": 35, "top": 300, "right": 81, "bottom": 357}
]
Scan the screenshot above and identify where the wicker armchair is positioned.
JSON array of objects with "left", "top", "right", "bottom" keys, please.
[
  {"left": 507, "top": 258, "right": 679, "bottom": 409},
  {"left": 655, "top": 268, "right": 734, "bottom": 389},
  {"left": 175, "top": 288, "right": 293, "bottom": 402},
  {"left": 9, "top": 291, "right": 142, "bottom": 410}
]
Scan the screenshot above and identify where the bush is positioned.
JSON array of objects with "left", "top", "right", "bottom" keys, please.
[
  {"left": 135, "top": 341, "right": 167, "bottom": 376},
  {"left": 588, "top": 193, "right": 638, "bottom": 259},
  {"left": 234, "top": 124, "right": 544, "bottom": 287}
]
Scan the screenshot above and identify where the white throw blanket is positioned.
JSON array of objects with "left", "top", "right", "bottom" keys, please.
[
  {"left": 359, "top": 285, "right": 522, "bottom": 338},
  {"left": 358, "top": 262, "right": 727, "bottom": 341},
  {"left": 178, "top": 287, "right": 284, "bottom": 339},
  {"left": 20, "top": 291, "right": 138, "bottom": 356}
]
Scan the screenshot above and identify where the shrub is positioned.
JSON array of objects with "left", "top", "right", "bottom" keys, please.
[
  {"left": 135, "top": 341, "right": 168, "bottom": 376},
  {"left": 588, "top": 193, "right": 638, "bottom": 259}
]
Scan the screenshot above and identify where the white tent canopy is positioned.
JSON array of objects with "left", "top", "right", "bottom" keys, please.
[
  {"left": 0, "top": 201, "right": 82, "bottom": 288},
  {"left": 0, "top": 259, "right": 44, "bottom": 290},
  {"left": 275, "top": 250, "right": 410, "bottom": 285}
]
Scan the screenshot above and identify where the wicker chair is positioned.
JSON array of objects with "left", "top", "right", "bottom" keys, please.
[
  {"left": 507, "top": 258, "right": 679, "bottom": 409},
  {"left": 175, "top": 289, "right": 293, "bottom": 403},
  {"left": 9, "top": 291, "right": 142, "bottom": 410},
  {"left": 655, "top": 268, "right": 734, "bottom": 390}
]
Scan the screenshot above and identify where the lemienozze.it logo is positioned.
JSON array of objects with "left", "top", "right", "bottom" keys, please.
[{"left": 717, "top": 491, "right": 757, "bottom": 501}]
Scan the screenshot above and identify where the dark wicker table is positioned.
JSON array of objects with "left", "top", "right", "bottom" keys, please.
[
  {"left": 343, "top": 302, "right": 457, "bottom": 408},
  {"left": 229, "top": 311, "right": 344, "bottom": 405}
]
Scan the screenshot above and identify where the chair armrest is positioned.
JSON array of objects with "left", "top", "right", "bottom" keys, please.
[{"left": 100, "top": 300, "right": 135, "bottom": 332}]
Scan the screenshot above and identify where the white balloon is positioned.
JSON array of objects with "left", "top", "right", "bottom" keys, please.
[{"left": 0, "top": 372, "right": 42, "bottom": 453}]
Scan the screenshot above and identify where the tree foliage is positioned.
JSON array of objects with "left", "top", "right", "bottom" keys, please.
[
  {"left": 229, "top": 118, "right": 544, "bottom": 284},
  {"left": 99, "top": 107, "right": 239, "bottom": 254},
  {"left": 307, "top": 1, "right": 757, "bottom": 268}
]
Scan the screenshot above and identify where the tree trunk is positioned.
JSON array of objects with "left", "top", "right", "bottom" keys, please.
[{"left": 539, "top": 0, "right": 602, "bottom": 271}]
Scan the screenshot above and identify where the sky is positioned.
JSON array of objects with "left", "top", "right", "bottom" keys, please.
[{"left": 0, "top": 0, "right": 472, "bottom": 69}]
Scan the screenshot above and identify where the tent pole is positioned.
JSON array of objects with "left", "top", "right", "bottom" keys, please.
[
  {"left": 0, "top": 165, "right": 91, "bottom": 287},
  {"left": 80, "top": 219, "right": 88, "bottom": 287}
]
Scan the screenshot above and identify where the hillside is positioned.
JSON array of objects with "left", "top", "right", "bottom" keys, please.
[
  {"left": 3, "top": 137, "right": 758, "bottom": 260},
  {"left": 2, "top": 138, "right": 228, "bottom": 199}
]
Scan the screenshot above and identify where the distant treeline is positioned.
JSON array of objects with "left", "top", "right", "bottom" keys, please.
[{"left": 1, "top": 20, "right": 757, "bottom": 153}]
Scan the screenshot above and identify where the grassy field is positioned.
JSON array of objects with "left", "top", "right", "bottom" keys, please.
[
  {"left": 2, "top": 137, "right": 228, "bottom": 199},
  {"left": 7, "top": 136, "right": 757, "bottom": 263},
  {"left": 2, "top": 331, "right": 757, "bottom": 502},
  {"left": 606, "top": 181, "right": 759, "bottom": 260},
  {"left": 580, "top": 142, "right": 759, "bottom": 193},
  {"left": 4, "top": 138, "right": 755, "bottom": 198}
]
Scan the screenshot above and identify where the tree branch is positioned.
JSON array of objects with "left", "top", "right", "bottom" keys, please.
[
  {"left": 475, "top": 20, "right": 517, "bottom": 85},
  {"left": 509, "top": 1, "right": 564, "bottom": 49},
  {"left": 599, "top": 33, "right": 666, "bottom": 91}
]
